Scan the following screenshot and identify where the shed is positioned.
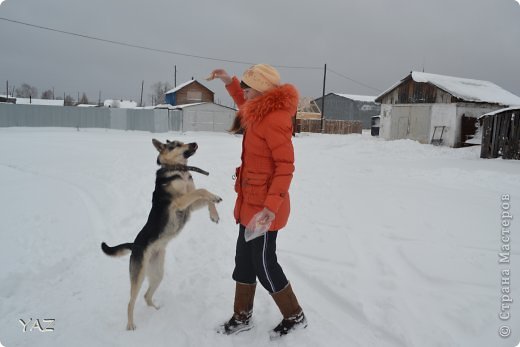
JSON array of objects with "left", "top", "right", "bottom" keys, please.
[
  {"left": 313, "top": 93, "right": 380, "bottom": 129},
  {"left": 164, "top": 80, "right": 214, "bottom": 106},
  {"left": 155, "top": 102, "right": 236, "bottom": 132},
  {"left": 0, "top": 95, "right": 16, "bottom": 104},
  {"left": 375, "top": 71, "right": 520, "bottom": 147},
  {"left": 479, "top": 107, "right": 520, "bottom": 159}
]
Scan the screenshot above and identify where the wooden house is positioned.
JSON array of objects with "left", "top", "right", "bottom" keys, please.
[
  {"left": 375, "top": 71, "right": 520, "bottom": 147},
  {"left": 164, "top": 80, "right": 214, "bottom": 106}
]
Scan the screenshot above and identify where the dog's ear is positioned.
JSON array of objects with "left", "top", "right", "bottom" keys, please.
[{"left": 152, "top": 138, "right": 164, "bottom": 152}]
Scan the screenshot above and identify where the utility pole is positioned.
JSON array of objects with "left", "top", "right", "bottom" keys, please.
[
  {"left": 140, "top": 81, "right": 144, "bottom": 107},
  {"left": 6, "top": 80, "right": 8, "bottom": 98},
  {"left": 174, "top": 65, "right": 177, "bottom": 87},
  {"left": 98, "top": 90, "right": 102, "bottom": 106},
  {"left": 320, "top": 63, "right": 327, "bottom": 133}
]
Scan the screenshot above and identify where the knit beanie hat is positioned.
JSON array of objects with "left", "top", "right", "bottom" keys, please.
[{"left": 242, "top": 64, "right": 281, "bottom": 93}]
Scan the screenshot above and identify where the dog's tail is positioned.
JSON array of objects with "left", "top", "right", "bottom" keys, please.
[{"left": 101, "top": 242, "right": 133, "bottom": 257}]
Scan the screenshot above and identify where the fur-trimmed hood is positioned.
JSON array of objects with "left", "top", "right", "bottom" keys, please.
[{"left": 240, "top": 84, "right": 299, "bottom": 129}]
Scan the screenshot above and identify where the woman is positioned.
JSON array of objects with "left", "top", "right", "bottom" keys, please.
[{"left": 209, "top": 64, "right": 307, "bottom": 338}]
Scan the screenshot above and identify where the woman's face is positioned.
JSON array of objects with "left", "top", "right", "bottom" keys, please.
[{"left": 243, "top": 88, "right": 262, "bottom": 101}]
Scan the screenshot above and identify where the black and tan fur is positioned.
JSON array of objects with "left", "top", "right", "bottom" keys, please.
[{"left": 101, "top": 138, "right": 222, "bottom": 330}]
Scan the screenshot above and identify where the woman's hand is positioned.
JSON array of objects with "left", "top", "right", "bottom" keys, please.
[
  {"left": 207, "top": 69, "right": 233, "bottom": 85},
  {"left": 244, "top": 208, "right": 276, "bottom": 241}
]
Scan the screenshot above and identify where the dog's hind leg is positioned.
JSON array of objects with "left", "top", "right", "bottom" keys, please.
[
  {"left": 144, "top": 249, "right": 165, "bottom": 310},
  {"left": 127, "top": 251, "right": 146, "bottom": 330}
]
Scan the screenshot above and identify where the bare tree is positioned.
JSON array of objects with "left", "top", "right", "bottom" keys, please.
[
  {"left": 298, "top": 97, "right": 321, "bottom": 113},
  {"left": 15, "top": 83, "right": 38, "bottom": 98},
  {"left": 150, "top": 81, "right": 172, "bottom": 105},
  {"left": 41, "top": 89, "right": 54, "bottom": 99},
  {"left": 64, "top": 95, "right": 75, "bottom": 106},
  {"left": 79, "top": 93, "right": 89, "bottom": 105}
]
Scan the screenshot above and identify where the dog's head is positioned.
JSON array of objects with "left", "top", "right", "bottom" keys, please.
[{"left": 152, "top": 139, "right": 198, "bottom": 166}]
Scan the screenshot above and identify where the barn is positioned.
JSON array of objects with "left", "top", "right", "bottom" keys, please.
[
  {"left": 375, "top": 71, "right": 520, "bottom": 147},
  {"left": 313, "top": 93, "right": 380, "bottom": 129},
  {"left": 164, "top": 80, "right": 214, "bottom": 106}
]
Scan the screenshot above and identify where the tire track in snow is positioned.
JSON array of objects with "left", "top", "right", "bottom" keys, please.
[
  {"left": 281, "top": 249, "right": 357, "bottom": 268},
  {"left": 283, "top": 255, "right": 409, "bottom": 347},
  {"left": 0, "top": 162, "right": 107, "bottom": 235}
]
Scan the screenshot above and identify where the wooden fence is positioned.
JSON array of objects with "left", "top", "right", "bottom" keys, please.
[
  {"left": 480, "top": 108, "right": 520, "bottom": 160},
  {"left": 296, "top": 119, "right": 363, "bottom": 135}
]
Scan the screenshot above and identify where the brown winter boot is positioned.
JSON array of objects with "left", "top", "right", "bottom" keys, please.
[
  {"left": 218, "top": 282, "right": 256, "bottom": 335},
  {"left": 270, "top": 283, "right": 307, "bottom": 339}
]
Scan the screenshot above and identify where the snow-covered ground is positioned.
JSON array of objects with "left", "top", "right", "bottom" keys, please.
[{"left": 0, "top": 128, "right": 519, "bottom": 347}]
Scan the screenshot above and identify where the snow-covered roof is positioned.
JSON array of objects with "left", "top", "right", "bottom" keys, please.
[
  {"left": 333, "top": 93, "right": 377, "bottom": 103},
  {"left": 377, "top": 71, "right": 520, "bottom": 106},
  {"left": 153, "top": 102, "right": 205, "bottom": 110},
  {"left": 15, "top": 98, "right": 64, "bottom": 106},
  {"left": 153, "top": 102, "right": 237, "bottom": 111},
  {"left": 173, "top": 102, "right": 206, "bottom": 109},
  {"left": 103, "top": 100, "right": 138, "bottom": 108},
  {"left": 165, "top": 80, "right": 197, "bottom": 95},
  {"left": 479, "top": 106, "right": 520, "bottom": 119},
  {"left": 0, "top": 94, "right": 16, "bottom": 102}
]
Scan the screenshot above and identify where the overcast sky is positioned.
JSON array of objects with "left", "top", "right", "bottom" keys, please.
[{"left": 1, "top": 0, "right": 519, "bottom": 106}]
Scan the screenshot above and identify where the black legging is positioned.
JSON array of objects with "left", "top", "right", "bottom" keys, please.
[{"left": 232, "top": 225, "right": 289, "bottom": 293}]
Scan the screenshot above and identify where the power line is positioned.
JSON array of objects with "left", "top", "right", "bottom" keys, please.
[
  {"left": 328, "top": 68, "right": 382, "bottom": 93},
  {"left": 0, "top": 17, "right": 321, "bottom": 70},
  {"left": 1, "top": 17, "right": 384, "bottom": 93}
]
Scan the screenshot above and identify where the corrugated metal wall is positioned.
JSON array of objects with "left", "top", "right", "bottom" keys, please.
[
  {"left": 0, "top": 104, "right": 183, "bottom": 132},
  {"left": 178, "top": 103, "right": 235, "bottom": 132}
]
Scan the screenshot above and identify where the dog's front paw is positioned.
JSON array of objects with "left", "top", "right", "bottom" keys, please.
[
  {"left": 126, "top": 322, "right": 136, "bottom": 331},
  {"left": 210, "top": 194, "right": 222, "bottom": 203}
]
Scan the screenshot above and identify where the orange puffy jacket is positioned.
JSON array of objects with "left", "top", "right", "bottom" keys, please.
[{"left": 226, "top": 77, "right": 298, "bottom": 231}]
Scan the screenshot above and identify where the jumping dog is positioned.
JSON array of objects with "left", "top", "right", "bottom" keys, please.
[{"left": 101, "top": 138, "right": 222, "bottom": 330}]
